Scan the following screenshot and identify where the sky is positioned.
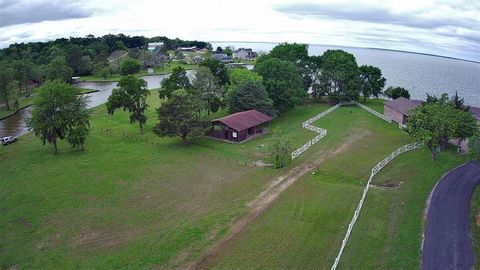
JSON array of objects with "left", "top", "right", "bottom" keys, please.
[{"left": 0, "top": 0, "right": 479, "bottom": 61}]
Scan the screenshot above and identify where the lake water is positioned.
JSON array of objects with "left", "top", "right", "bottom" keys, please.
[{"left": 214, "top": 42, "right": 480, "bottom": 106}]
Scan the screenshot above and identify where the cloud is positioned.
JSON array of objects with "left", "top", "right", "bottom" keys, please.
[{"left": 0, "top": 0, "right": 93, "bottom": 27}]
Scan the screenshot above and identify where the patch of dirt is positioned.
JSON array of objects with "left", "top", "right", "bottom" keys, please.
[
  {"left": 189, "top": 129, "right": 370, "bottom": 269},
  {"left": 370, "top": 180, "right": 403, "bottom": 189},
  {"left": 11, "top": 217, "right": 32, "bottom": 228},
  {"left": 70, "top": 227, "right": 145, "bottom": 249}
]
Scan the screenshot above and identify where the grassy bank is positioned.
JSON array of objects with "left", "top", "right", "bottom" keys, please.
[
  {"left": 0, "top": 92, "right": 333, "bottom": 269},
  {"left": 79, "top": 62, "right": 197, "bottom": 82}
]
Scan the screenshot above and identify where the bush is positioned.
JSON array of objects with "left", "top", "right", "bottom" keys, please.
[{"left": 120, "top": 58, "right": 141, "bottom": 75}]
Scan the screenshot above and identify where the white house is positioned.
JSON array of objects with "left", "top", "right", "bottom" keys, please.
[
  {"left": 233, "top": 48, "right": 257, "bottom": 60},
  {"left": 148, "top": 42, "right": 164, "bottom": 51}
]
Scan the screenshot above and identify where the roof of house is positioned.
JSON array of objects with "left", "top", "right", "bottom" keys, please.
[
  {"left": 469, "top": 106, "right": 480, "bottom": 120},
  {"left": 212, "top": 110, "right": 272, "bottom": 131},
  {"left": 384, "top": 97, "right": 423, "bottom": 115}
]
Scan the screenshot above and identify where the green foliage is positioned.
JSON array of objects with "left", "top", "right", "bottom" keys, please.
[
  {"left": 384, "top": 86, "right": 410, "bottom": 99},
  {"left": 268, "top": 43, "right": 309, "bottom": 63},
  {"left": 453, "top": 108, "right": 478, "bottom": 144},
  {"left": 359, "top": 65, "right": 386, "bottom": 102},
  {"left": 192, "top": 66, "right": 223, "bottom": 114},
  {"left": 266, "top": 128, "right": 292, "bottom": 168},
  {"left": 46, "top": 56, "right": 73, "bottom": 82},
  {"left": 159, "top": 66, "right": 191, "bottom": 99},
  {"left": 106, "top": 75, "right": 149, "bottom": 134},
  {"left": 96, "top": 67, "right": 111, "bottom": 80},
  {"left": 228, "top": 68, "right": 262, "bottom": 87},
  {"left": 228, "top": 80, "right": 276, "bottom": 116},
  {"left": 318, "top": 49, "right": 360, "bottom": 101},
  {"left": 27, "top": 80, "right": 90, "bottom": 153},
  {"left": 119, "top": 58, "right": 142, "bottom": 75},
  {"left": 200, "top": 58, "right": 229, "bottom": 85},
  {"left": 0, "top": 63, "right": 15, "bottom": 110},
  {"left": 254, "top": 58, "right": 305, "bottom": 112},
  {"left": 469, "top": 131, "right": 480, "bottom": 161},
  {"left": 154, "top": 89, "right": 206, "bottom": 144}
]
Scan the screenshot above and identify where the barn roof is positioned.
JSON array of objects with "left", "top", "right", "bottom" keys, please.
[
  {"left": 384, "top": 97, "right": 423, "bottom": 116},
  {"left": 469, "top": 106, "right": 480, "bottom": 120},
  {"left": 212, "top": 110, "right": 272, "bottom": 131}
]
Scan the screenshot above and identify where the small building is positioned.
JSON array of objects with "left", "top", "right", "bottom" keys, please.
[
  {"left": 233, "top": 48, "right": 257, "bottom": 60},
  {"left": 177, "top": 46, "right": 197, "bottom": 51},
  {"left": 384, "top": 97, "right": 423, "bottom": 125},
  {"left": 148, "top": 42, "right": 164, "bottom": 51},
  {"left": 207, "top": 110, "right": 272, "bottom": 143},
  {"left": 212, "top": 53, "right": 233, "bottom": 63}
]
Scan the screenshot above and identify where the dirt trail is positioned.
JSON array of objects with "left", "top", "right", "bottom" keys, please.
[{"left": 190, "top": 130, "right": 369, "bottom": 270}]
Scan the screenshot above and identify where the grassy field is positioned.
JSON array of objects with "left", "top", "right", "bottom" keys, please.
[
  {"left": 79, "top": 62, "right": 197, "bottom": 82},
  {"left": 0, "top": 92, "right": 335, "bottom": 269},
  {"left": 471, "top": 187, "right": 480, "bottom": 269},
  {"left": 203, "top": 105, "right": 466, "bottom": 269}
]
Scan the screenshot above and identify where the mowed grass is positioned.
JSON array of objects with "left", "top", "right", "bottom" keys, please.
[
  {"left": 204, "top": 105, "right": 415, "bottom": 269},
  {"left": 339, "top": 148, "right": 466, "bottom": 269},
  {"left": 0, "top": 92, "right": 335, "bottom": 269},
  {"left": 471, "top": 186, "right": 480, "bottom": 270}
]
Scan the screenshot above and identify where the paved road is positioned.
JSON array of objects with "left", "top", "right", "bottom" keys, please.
[{"left": 422, "top": 162, "right": 480, "bottom": 270}]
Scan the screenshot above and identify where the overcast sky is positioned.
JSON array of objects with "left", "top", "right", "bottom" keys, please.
[{"left": 0, "top": 0, "right": 479, "bottom": 61}]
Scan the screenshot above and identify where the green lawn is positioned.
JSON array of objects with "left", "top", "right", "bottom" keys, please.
[
  {"left": 0, "top": 93, "right": 333, "bottom": 269},
  {"left": 471, "top": 186, "right": 480, "bottom": 270},
  {"left": 202, "top": 105, "right": 466, "bottom": 270},
  {"left": 79, "top": 62, "right": 197, "bottom": 82}
]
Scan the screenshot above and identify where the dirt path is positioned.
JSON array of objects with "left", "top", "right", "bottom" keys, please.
[{"left": 190, "top": 130, "right": 369, "bottom": 269}]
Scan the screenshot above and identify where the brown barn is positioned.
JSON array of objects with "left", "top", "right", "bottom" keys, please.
[
  {"left": 384, "top": 97, "right": 423, "bottom": 125},
  {"left": 207, "top": 110, "right": 272, "bottom": 143}
]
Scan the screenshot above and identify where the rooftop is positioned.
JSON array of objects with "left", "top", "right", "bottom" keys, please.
[
  {"left": 212, "top": 110, "right": 272, "bottom": 131},
  {"left": 384, "top": 97, "right": 423, "bottom": 115}
]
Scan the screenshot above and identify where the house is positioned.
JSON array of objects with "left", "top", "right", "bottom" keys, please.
[
  {"left": 384, "top": 97, "right": 423, "bottom": 125},
  {"left": 177, "top": 46, "right": 197, "bottom": 51},
  {"left": 233, "top": 48, "right": 257, "bottom": 60},
  {"left": 212, "top": 53, "right": 233, "bottom": 63},
  {"left": 207, "top": 110, "right": 272, "bottom": 143},
  {"left": 148, "top": 42, "right": 164, "bottom": 51}
]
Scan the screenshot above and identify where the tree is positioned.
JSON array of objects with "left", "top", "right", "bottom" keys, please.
[
  {"left": 407, "top": 101, "right": 457, "bottom": 160},
  {"left": 96, "top": 67, "right": 111, "bottom": 80},
  {"left": 384, "top": 86, "right": 410, "bottom": 99},
  {"left": 254, "top": 58, "right": 305, "bottom": 112},
  {"left": 0, "top": 64, "right": 15, "bottom": 110},
  {"left": 77, "top": 55, "right": 93, "bottom": 75},
  {"left": 468, "top": 131, "right": 480, "bottom": 161},
  {"left": 318, "top": 50, "right": 360, "bottom": 101},
  {"left": 192, "top": 66, "right": 222, "bottom": 114},
  {"left": 266, "top": 128, "right": 292, "bottom": 168},
  {"left": 119, "top": 58, "right": 141, "bottom": 75},
  {"left": 453, "top": 107, "right": 478, "bottom": 152},
  {"left": 159, "top": 66, "right": 191, "bottom": 99},
  {"left": 228, "top": 68, "right": 262, "bottom": 87},
  {"left": 200, "top": 58, "right": 229, "bottom": 85},
  {"left": 154, "top": 89, "right": 206, "bottom": 144},
  {"left": 47, "top": 56, "right": 73, "bottom": 82},
  {"left": 450, "top": 91, "right": 470, "bottom": 111},
  {"left": 359, "top": 65, "right": 386, "bottom": 102},
  {"left": 27, "top": 81, "right": 90, "bottom": 153},
  {"left": 228, "top": 80, "right": 275, "bottom": 116},
  {"left": 224, "top": 46, "right": 233, "bottom": 57},
  {"left": 106, "top": 76, "right": 149, "bottom": 134}
]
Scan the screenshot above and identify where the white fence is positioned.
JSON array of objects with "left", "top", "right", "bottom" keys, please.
[
  {"left": 291, "top": 104, "right": 341, "bottom": 159},
  {"left": 354, "top": 101, "right": 392, "bottom": 123},
  {"left": 330, "top": 141, "right": 422, "bottom": 270}
]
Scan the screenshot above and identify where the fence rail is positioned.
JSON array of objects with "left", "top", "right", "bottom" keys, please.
[
  {"left": 291, "top": 104, "right": 341, "bottom": 159},
  {"left": 330, "top": 141, "right": 422, "bottom": 270},
  {"left": 354, "top": 101, "right": 392, "bottom": 123}
]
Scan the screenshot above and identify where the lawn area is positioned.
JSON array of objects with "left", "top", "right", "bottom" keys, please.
[
  {"left": 339, "top": 148, "right": 466, "bottom": 269},
  {"left": 78, "top": 62, "right": 197, "bottom": 82},
  {"left": 0, "top": 92, "right": 336, "bottom": 269},
  {"left": 202, "top": 105, "right": 416, "bottom": 269},
  {"left": 471, "top": 186, "right": 480, "bottom": 270}
]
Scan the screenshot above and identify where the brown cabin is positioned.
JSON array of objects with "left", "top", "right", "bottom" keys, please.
[
  {"left": 207, "top": 110, "right": 272, "bottom": 143},
  {"left": 384, "top": 97, "right": 423, "bottom": 125}
]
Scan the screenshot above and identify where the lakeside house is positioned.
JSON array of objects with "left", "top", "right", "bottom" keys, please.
[
  {"left": 384, "top": 97, "right": 480, "bottom": 125},
  {"left": 206, "top": 110, "right": 272, "bottom": 143},
  {"left": 212, "top": 53, "right": 233, "bottom": 63},
  {"left": 233, "top": 48, "right": 257, "bottom": 60},
  {"left": 177, "top": 46, "right": 197, "bottom": 51},
  {"left": 148, "top": 42, "right": 164, "bottom": 51}
]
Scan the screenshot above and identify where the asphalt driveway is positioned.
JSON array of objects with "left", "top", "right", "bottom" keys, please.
[{"left": 422, "top": 162, "right": 480, "bottom": 270}]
